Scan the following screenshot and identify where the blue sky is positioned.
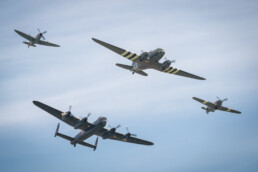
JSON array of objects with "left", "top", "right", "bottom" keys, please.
[{"left": 1, "top": 0, "right": 258, "bottom": 171}]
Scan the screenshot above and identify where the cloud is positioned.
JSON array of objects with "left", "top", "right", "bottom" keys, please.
[{"left": 1, "top": 0, "right": 258, "bottom": 171}]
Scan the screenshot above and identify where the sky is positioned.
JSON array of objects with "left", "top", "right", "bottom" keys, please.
[{"left": 0, "top": 0, "right": 258, "bottom": 171}]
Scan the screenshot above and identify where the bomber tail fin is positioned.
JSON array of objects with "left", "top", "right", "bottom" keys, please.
[
  {"left": 55, "top": 123, "right": 60, "bottom": 137},
  {"left": 116, "top": 63, "right": 148, "bottom": 76},
  {"left": 54, "top": 123, "right": 96, "bottom": 150},
  {"left": 93, "top": 137, "right": 98, "bottom": 151}
]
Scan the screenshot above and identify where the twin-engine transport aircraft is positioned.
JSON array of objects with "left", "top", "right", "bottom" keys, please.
[
  {"left": 14, "top": 29, "right": 60, "bottom": 48},
  {"left": 193, "top": 97, "right": 241, "bottom": 114},
  {"left": 92, "top": 38, "right": 205, "bottom": 80},
  {"left": 33, "top": 101, "right": 153, "bottom": 150}
]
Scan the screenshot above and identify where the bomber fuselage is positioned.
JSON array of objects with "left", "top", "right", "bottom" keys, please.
[{"left": 71, "top": 117, "right": 107, "bottom": 145}]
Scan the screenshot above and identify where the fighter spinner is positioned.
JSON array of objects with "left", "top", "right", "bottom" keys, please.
[
  {"left": 33, "top": 101, "right": 153, "bottom": 150},
  {"left": 14, "top": 29, "right": 60, "bottom": 48},
  {"left": 193, "top": 97, "right": 241, "bottom": 114},
  {"left": 92, "top": 38, "right": 205, "bottom": 80}
]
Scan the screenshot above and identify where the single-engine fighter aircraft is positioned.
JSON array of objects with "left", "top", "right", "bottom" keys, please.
[
  {"left": 33, "top": 101, "right": 153, "bottom": 150},
  {"left": 193, "top": 96, "right": 241, "bottom": 114},
  {"left": 14, "top": 29, "right": 60, "bottom": 48},
  {"left": 92, "top": 38, "right": 205, "bottom": 80}
]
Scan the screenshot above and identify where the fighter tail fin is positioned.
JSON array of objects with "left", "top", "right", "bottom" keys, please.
[
  {"left": 201, "top": 107, "right": 209, "bottom": 114},
  {"left": 201, "top": 107, "right": 208, "bottom": 110},
  {"left": 23, "top": 41, "right": 36, "bottom": 47}
]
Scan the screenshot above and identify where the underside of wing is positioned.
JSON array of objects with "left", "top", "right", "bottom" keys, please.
[
  {"left": 217, "top": 106, "right": 241, "bottom": 114},
  {"left": 92, "top": 38, "right": 140, "bottom": 61},
  {"left": 161, "top": 66, "right": 205, "bottom": 80},
  {"left": 192, "top": 97, "right": 215, "bottom": 107},
  {"left": 14, "top": 29, "right": 34, "bottom": 41},
  {"left": 33, "top": 101, "right": 80, "bottom": 127},
  {"left": 96, "top": 128, "right": 153, "bottom": 146},
  {"left": 38, "top": 40, "right": 60, "bottom": 47}
]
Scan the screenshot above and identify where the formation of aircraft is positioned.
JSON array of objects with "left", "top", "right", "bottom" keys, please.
[
  {"left": 92, "top": 38, "right": 205, "bottom": 80},
  {"left": 14, "top": 29, "right": 60, "bottom": 48},
  {"left": 193, "top": 97, "right": 241, "bottom": 114},
  {"left": 33, "top": 101, "right": 153, "bottom": 150},
  {"left": 13, "top": 28, "right": 242, "bottom": 149}
]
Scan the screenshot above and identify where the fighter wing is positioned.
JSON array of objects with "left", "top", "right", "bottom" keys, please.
[
  {"left": 33, "top": 101, "right": 93, "bottom": 128},
  {"left": 37, "top": 40, "right": 60, "bottom": 47},
  {"left": 192, "top": 97, "right": 215, "bottom": 107},
  {"left": 92, "top": 38, "right": 140, "bottom": 61},
  {"left": 14, "top": 29, "right": 35, "bottom": 41},
  {"left": 158, "top": 66, "right": 205, "bottom": 80},
  {"left": 96, "top": 128, "right": 153, "bottom": 146},
  {"left": 217, "top": 106, "right": 241, "bottom": 114}
]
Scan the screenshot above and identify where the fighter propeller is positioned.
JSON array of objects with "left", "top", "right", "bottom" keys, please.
[
  {"left": 216, "top": 96, "right": 228, "bottom": 102},
  {"left": 37, "top": 28, "right": 47, "bottom": 40}
]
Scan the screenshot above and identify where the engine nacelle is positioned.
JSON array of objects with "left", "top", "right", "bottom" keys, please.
[
  {"left": 124, "top": 133, "right": 131, "bottom": 141},
  {"left": 61, "top": 111, "right": 71, "bottom": 120},
  {"left": 161, "top": 60, "right": 172, "bottom": 70},
  {"left": 102, "top": 128, "right": 116, "bottom": 139},
  {"left": 139, "top": 52, "right": 148, "bottom": 61},
  {"left": 74, "top": 117, "right": 88, "bottom": 129}
]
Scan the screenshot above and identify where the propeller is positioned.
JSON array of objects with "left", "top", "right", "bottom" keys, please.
[
  {"left": 37, "top": 28, "right": 47, "bottom": 40},
  {"left": 108, "top": 124, "right": 121, "bottom": 129},
  {"left": 164, "top": 57, "right": 176, "bottom": 64},
  {"left": 86, "top": 112, "right": 91, "bottom": 118},
  {"left": 126, "top": 127, "right": 137, "bottom": 137},
  {"left": 61, "top": 105, "right": 72, "bottom": 119},
  {"left": 216, "top": 96, "right": 228, "bottom": 102},
  {"left": 79, "top": 112, "right": 91, "bottom": 120}
]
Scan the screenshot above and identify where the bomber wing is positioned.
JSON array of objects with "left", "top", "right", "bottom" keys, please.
[
  {"left": 157, "top": 66, "right": 205, "bottom": 80},
  {"left": 92, "top": 38, "right": 140, "bottom": 61},
  {"left": 37, "top": 40, "right": 60, "bottom": 47},
  {"left": 14, "top": 29, "right": 35, "bottom": 41},
  {"left": 33, "top": 101, "right": 93, "bottom": 129},
  {"left": 96, "top": 128, "right": 153, "bottom": 146},
  {"left": 217, "top": 106, "right": 241, "bottom": 114},
  {"left": 192, "top": 97, "right": 215, "bottom": 107}
]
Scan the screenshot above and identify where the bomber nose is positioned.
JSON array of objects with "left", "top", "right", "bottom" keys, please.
[
  {"left": 102, "top": 119, "right": 107, "bottom": 126},
  {"left": 159, "top": 49, "right": 165, "bottom": 54}
]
